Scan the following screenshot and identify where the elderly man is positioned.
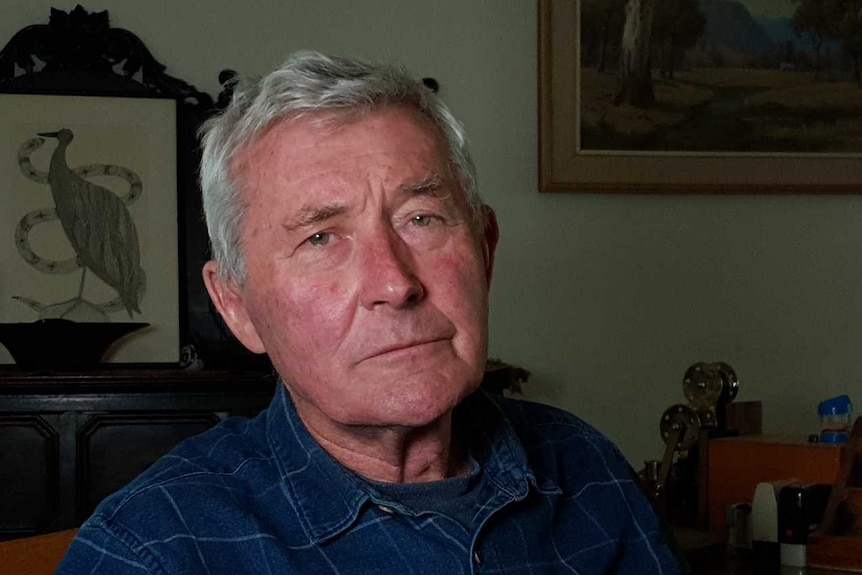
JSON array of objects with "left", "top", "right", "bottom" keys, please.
[{"left": 58, "top": 51, "right": 683, "bottom": 574}]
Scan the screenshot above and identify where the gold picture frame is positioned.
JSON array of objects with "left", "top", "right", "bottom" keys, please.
[{"left": 539, "top": 0, "right": 862, "bottom": 193}]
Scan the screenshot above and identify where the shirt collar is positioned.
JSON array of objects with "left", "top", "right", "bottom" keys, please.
[{"left": 265, "top": 382, "right": 543, "bottom": 544}]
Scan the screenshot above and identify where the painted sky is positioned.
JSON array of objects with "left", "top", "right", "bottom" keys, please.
[{"left": 737, "top": 0, "right": 795, "bottom": 18}]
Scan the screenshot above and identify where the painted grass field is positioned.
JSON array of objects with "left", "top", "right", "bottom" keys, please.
[{"left": 579, "top": 67, "right": 862, "bottom": 153}]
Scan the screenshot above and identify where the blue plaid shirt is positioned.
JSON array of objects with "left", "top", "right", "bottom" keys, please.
[{"left": 57, "top": 383, "right": 683, "bottom": 574}]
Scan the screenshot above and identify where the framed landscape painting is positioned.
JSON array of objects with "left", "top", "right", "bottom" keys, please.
[{"left": 539, "top": 0, "right": 862, "bottom": 193}]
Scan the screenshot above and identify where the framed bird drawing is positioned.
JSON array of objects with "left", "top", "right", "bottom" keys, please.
[{"left": 0, "top": 93, "right": 180, "bottom": 364}]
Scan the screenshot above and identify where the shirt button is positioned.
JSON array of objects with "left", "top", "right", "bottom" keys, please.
[
  {"left": 377, "top": 505, "right": 394, "bottom": 513},
  {"left": 473, "top": 551, "right": 481, "bottom": 564}
]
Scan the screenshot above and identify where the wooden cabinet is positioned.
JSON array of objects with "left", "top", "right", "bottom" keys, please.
[
  {"left": 0, "top": 369, "right": 275, "bottom": 540},
  {"left": 706, "top": 435, "right": 842, "bottom": 535}
]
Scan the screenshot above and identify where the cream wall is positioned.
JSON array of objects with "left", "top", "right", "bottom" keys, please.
[{"left": 4, "top": 0, "right": 862, "bottom": 466}]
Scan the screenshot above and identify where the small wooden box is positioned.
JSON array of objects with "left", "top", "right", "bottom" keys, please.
[{"left": 707, "top": 435, "right": 842, "bottom": 535}]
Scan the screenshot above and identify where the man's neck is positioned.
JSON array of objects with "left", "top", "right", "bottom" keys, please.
[{"left": 293, "top": 399, "right": 469, "bottom": 484}]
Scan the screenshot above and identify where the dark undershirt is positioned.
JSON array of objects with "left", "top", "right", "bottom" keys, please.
[{"left": 361, "top": 457, "right": 484, "bottom": 530}]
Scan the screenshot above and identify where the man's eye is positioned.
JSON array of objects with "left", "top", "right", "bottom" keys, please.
[
  {"left": 411, "top": 215, "right": 436, "bottom": 227},
  {"left": 307, "top": 232, "right": 331, "bottom": 246}
]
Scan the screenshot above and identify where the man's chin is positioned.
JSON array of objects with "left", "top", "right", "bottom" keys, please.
[{"left": 374, "top": 381, "right": 479, "bottom": 427}]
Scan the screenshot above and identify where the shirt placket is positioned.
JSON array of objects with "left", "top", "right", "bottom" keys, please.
[{"left": 468, "top": 482, "right": 530, "bottom": 574}]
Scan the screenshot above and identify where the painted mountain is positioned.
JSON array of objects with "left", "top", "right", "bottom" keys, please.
[
  {"left": 756, "top": 15, "right": 797, "bottom": 45},
  {"left": 698, "top": 0, "right": 776, "bottom": 52}
]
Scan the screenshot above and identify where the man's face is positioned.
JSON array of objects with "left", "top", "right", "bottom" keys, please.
[{"left": 205, "top": 106, "right": 498, "bottom": 431}]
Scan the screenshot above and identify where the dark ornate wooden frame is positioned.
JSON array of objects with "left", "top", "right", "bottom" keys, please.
[
  {"left": 0, "top": 11, "right": 276, "bottom": 541},
  {"left": 0, "top": 5, "right": 265, "bottom": 369}
]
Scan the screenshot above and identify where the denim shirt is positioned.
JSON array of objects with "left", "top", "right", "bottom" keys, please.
[{"left": 57, "top": 383, "right": 683, "bottom": 574}]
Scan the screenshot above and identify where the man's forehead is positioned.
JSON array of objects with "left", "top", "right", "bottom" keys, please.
[{"left": 231, "top": 106, "right": 455, "bottom": 195}]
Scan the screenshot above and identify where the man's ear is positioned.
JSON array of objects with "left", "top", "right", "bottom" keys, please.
[
  {"left": 480, "top": 204, "right": 499, "bottom": 284},
  {"left": 202, "top": 261, "right": 266, "bottom": 354}
]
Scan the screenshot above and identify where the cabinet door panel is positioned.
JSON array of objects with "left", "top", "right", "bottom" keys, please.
[{"left": 0, "top": 415, "right": 59, "bottom": 537}]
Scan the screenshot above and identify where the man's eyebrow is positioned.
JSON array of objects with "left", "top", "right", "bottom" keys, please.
[
  {"left": 398, "top": 174, "right": 446, "bottom": 197},
  {"left": 282, "top": 203, "right": 348, "bottom": 232},
  {"left": 281, "top": 176, "right": 447, "bottom": 232}
]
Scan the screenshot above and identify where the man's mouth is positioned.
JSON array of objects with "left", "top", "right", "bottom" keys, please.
[{"left": 362, "top": 338, "right": 448, "bottom": 362}]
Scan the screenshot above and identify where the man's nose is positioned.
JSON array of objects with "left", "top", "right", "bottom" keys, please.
[{"left": 357, "top": 228, "right": 425, "bottom": 310}]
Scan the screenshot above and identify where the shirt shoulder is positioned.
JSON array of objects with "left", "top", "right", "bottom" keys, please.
[
  {"left": 58, "top": 413, "right": 296, "bottom": 573},
  {"left": 491, "top": 396, "right": 621, "bottom": 457},
  {"left": 115, "top": 415, "right": 270, "bottom": 491},
  {"left": 484, "top": 394, "right": 686, "bottom": 574},
  {"left": 103, "top": 413, "right": 277, "bottom": 515},
  {"left": 489, "top": 393, "right": 604, "bottom": 436},
  {"left": 486, "top": 394, "right": 630, "bottom": 478}
]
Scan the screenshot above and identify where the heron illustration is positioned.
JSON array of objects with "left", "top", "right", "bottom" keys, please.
[{"left": 38, "top": 129, "right": 144, "bottom": 318}]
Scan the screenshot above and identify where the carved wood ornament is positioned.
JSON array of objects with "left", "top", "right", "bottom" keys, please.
[{"left": 0, "top": 4, "right": 212, "bottom": 108}]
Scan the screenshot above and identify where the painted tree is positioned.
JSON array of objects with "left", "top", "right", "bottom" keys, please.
[
  {"left": 581, "top": 0, "right": 627, "bottom": 72},
  {"left": 792, "top": 0, "right": 842, "bottom": 79},
  {"left": 652, "top": 0, "right": 706, "bottom": 79},
  {"left": 614, "top": 0, "right": 656, "bottom": 106},
  {"left": 838, "top": 0, "right": 862, "bottom": 82}
]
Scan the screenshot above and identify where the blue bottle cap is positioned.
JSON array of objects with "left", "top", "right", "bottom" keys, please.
[{"left": 818, "top": 394, "right": 852, "bottom": 416}]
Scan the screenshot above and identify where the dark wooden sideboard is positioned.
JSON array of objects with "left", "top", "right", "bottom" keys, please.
[{"left": 0, "top": 369, "right": 276, "bottom": 541}]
